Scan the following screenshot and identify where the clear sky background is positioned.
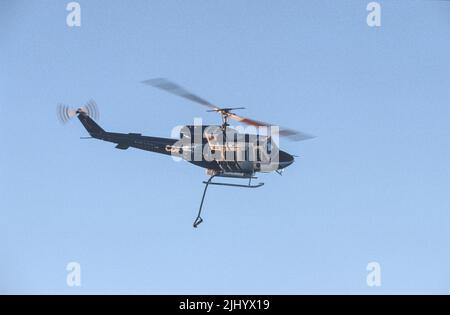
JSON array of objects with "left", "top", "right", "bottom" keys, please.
[{"left": 1, "top": 0, "right": 449, "bottom": 294}]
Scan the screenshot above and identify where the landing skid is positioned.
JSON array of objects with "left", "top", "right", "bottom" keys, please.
[{"left": 193, "top": 174, "right": 264, "bottom": 228}]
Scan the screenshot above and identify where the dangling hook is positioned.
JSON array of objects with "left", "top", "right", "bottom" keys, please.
[{"left": 193, "top": 175, "right": 216, "bottom": 228}]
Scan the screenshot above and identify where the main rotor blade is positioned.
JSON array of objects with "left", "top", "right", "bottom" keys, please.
[
  {"left": 143, "top": 78, "right": 314, "bottom": 141},
  {"left": 228, "top": 113, "right": 315, "bottom": 142},
  {"left": 142, "top": 78, "right": 218, "bottom": 110}
]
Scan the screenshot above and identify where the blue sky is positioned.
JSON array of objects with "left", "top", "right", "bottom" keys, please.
[{"left": 1, "top": 0, "right": 449, "bottom": 294}]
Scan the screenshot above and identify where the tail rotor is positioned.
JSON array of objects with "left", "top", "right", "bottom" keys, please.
[{"left": 57, "top": 99, "right": 100, "bottom": 124}]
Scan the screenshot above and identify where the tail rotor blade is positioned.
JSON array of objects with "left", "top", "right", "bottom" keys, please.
[
  {"left": 82, "top": 99, "right": 100, "bottom": 121},
  {"left": 56, "top": 104, "right": 65, "bottom": 124},
  {"left": 57, "top": 103, "right": 77, "bottom": 124}
]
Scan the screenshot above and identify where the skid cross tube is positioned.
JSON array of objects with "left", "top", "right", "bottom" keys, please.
[{"left": 193, "top": 174, "right": 264, "bottom": 228}]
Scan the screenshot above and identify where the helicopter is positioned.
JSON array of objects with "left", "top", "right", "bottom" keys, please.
[{"left": 57, "top": 78, "right": 314, "bottom": 227}]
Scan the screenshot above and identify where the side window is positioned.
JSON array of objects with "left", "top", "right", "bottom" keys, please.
[
  {"left": 267, "top": 137, "right": 272, "bottom": 154},
  {"left": 245, "top": 134, "right": 250, "bottom": 160}
]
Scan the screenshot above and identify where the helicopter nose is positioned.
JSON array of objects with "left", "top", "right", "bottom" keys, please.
[{"left": 278, "top": 151, "right": 294, "bottom": 169}]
